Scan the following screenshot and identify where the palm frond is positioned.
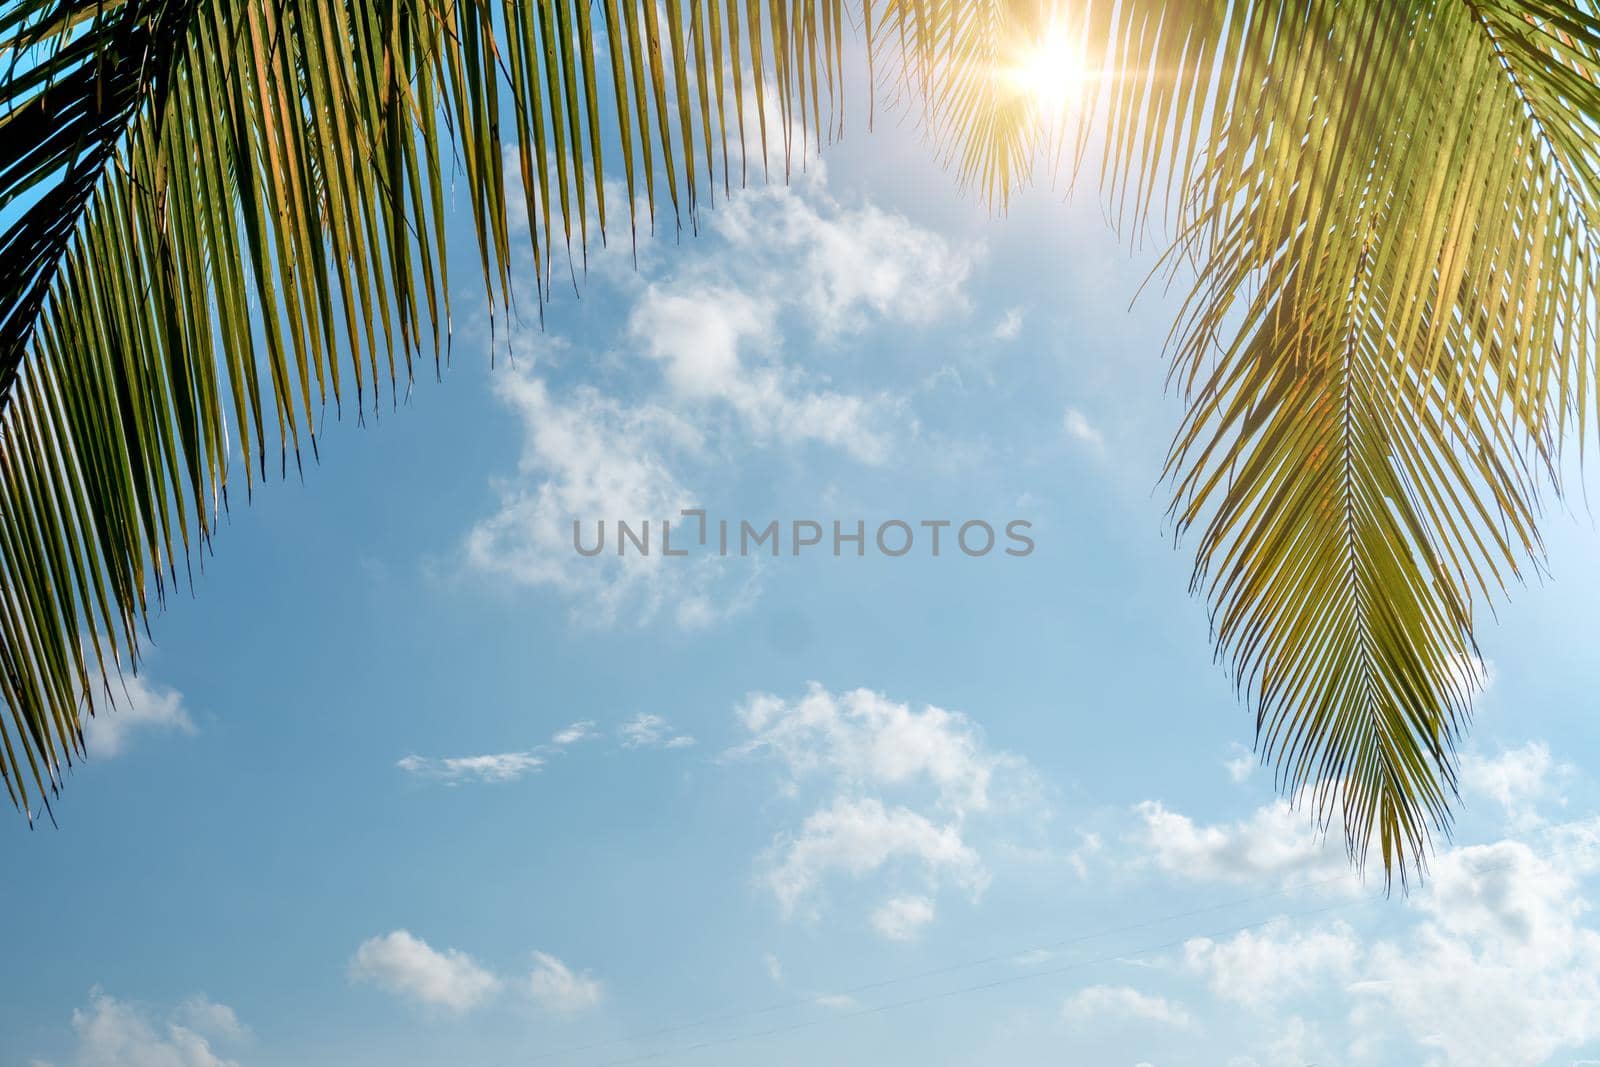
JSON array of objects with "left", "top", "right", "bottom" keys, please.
[
  {"left": 1074, "top": 0, "right": 1596, "bottom": 882},
  {"left": 0, "top": 0, "right": 877, "bottom": 818},
  {"left": 895, "top": 0, "right": 1600, "bottom": 882}
]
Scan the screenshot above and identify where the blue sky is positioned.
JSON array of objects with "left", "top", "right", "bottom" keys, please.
[{"left": 6, "top": 77, "right": 1600, "bottom": 1067}]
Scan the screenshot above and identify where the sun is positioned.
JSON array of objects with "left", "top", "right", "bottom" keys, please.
[{"left": 1000, "top": 21, "right": 1088, "bottom": 113}]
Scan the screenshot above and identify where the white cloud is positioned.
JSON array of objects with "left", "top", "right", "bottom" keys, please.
[
  {"left": 815, "top": 993, "right": 859, "bottom": 1011},
  {"left": 1063, "top": 985, "right": 1193, "bottom": 1029},
  {"left": 1183, "top": 922, "right": 1361, "bottom": 1007},
  {"left": 763, "top": 952, "right": 784, "bottom": 984},
  {"left": 740, "top": 685, "right": 1036, "bottom": 937},
  {"left": 1263, "top": 1016, "right": 1321, "bottom": 1067},
  {"left": 619, "top": 713, "right": 695, "bottom": 749},
  {"left": 396, "top": 751, "right": 545, "bottom": 784},
  {"left": 628, "top": 283, "right": 896, "bottom": 464},
  {"left": 708, "top": 179, "right": 973, "bottom": 339},
  {"left": 993, "top": 308, "right": 1024, "bottom": 340},
  {"left": 527, "top": 951, "right": 603, "bottom": 1015},
  {"left": 349, "top": 931, "right": 501, "bottom": 1014},
  {"left": 763, "top": 797, "right": 987, "bottom": 917},
  {"left": 1066, "top": 831, "right": 1104, "bottom": 880},
  {"left": 398, "top": 720, "right": 612, "bottom": 783},
  {"left": 1349, "top": 832, "right": 1600, "bottom": 1066},
  {"left": 171, "top": 998, "right": 246, "bottom": 1044},
  {"left": 465, "top": 165, "right": 972, "bottom": 630},
  {"left": 871, "top": 894, "right": 937, "bottom": 941},
  {"left": 463, "top": 367, "right": 748, "bottom": 629},
  {"left": 1138, "top": 784, "right": 1600, "bottom": 1066},
  {"left": 1461, "top": 741, "right": 1568, "bottom": 831},
  {"left": 83, "top": 676, "right": 194, "bottom": 760},
  {"left": 1133, "top": 798, "right": 1356, "bottom": 890},
  {"left": 734, "top": 683, "right": 1018, "bottom": 816},
  {"left": 1063, "top": 407, "right": 1103, "bottom": 449},
  {"left": 1447, "top": 652, "right": 1496, "bottom": 698},
  {"left": 1223, "top": 744, "right": 1257, "bottom": 785},
  {"left": 48, "top": 989, "right": 243, "bottom": 1067},
  {"left": 551, "top": 721, "right": 598, "bottom": 746}
]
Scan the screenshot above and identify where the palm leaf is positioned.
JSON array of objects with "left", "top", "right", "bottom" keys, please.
[
  {"left": 0, "top": 0, "right": 894, "bottom": 821},
  {"left": 1072, "top": 0, "right": 1595, "bottom": 882}
]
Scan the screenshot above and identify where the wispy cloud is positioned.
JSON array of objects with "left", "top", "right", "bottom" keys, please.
[
  {"left": 1063, "top": 985, "right": 1193, "bottom": 1029},
  {"left": 83, "top": 675, "right": 195, "bottom": 760},
  {"left": 871, "top": 894, "right": 937, "bottom": 942},
  {"left": 993, "top": 307, "right": 1024, "bottom": 340},
  {"left": 1461, "top": 741, "right": 1570, "bottom": 831},
  {"left": 619, "top": 713, "right": 696, "bottom": 750},
  {"left": 396, "top": 751, "right": 546, "bottom": 785},
  {"left": 551, "top": 721, "right": 599, "bottom": 746},
  {"left": 1223, "top": 743, "right": 1257, "bottom": 784},
  {"left": 526, "top": 951, "right": 603, "bottom": 1015},
  {"left": 1062, "top": 407, "right": 1104, "bottom": 449}
]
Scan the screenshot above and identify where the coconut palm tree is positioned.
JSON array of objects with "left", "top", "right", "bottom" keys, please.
[{"left": 2, "top": 0, "right": 1596, "bottom": 884}]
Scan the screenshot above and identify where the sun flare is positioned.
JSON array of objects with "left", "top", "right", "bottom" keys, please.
[{"left": 1001, "top": 22, "right": 1088, "bottom": 113}]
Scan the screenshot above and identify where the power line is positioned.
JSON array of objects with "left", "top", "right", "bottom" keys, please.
[
  {"left": 514, "top": 827, "right": 1591, "bottom": 1066},
  {"left": 592, "top": 899, "right": 1360, "bottom": 1066},
  {"left": 520, "top": 866, "right": 1359, "bottom": 1064}
]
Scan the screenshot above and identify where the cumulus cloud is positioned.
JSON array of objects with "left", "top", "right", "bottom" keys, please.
[
  {"left": 462, "top": 368, "right": 744, "bottom": 629},
  {"left": 763, "top": 797, "right": 987, "bottom": 918},
  {"left": 1447, "top": 652, "right": 1496, "bottom": 698},
  {"left": 734, "top": 683, "right": 1018, "bottom": 816},
  {"left": 171, "top": 998, "right": 247, "bottom": 1044},
  {"left": 707, "top": 178, "right": 973, "bottom": 339},
  {"left": 739, "top": 685, "right": 1038, "bottom": 936},
  {"left": 1133, "top": 798, "right": 1356, "bottom": 891},
  {"left": 629, "top": 283, "right": 895, "bottom": 464},
  {"left": 526, "top": 952, "right": 603, "bottom": 1015},
  {"left": 619, "top": 713, "right": 696, "bottom": 749},
  {"left": 1348, "top": 832, "right": 1600, "bottom": 1067},
  {"left": 1140, "top": 778, "right": 1600, "bottom": 1066},
  {"left": 871, "top": 895, "right": 937, "bottom": 942},
  {"left": 463, "top": 165, "right": 972, "bottom": 629},
  {"left": 1223, "top": 744, "right": 1257, "bottom": 785},
  {"left": 1063, "top": 985, "right": 1193, "bottom": 1029},
  {"left": 396, "top": 751, "right": 545, "bottom": 784},
  {"left": 1460, "top": 741, "right": 1569, "bottom": 831},
  {"left": 83, "top": 676, "right": 194, "bottom": 760},
  {"left": 1184, "top": 922, "right": 1361, "bottom": 1007},
  {"left": 42, "top": 989, "right": 244, "bottom": 1067},
  {"left": 349, "top": 931, "right": 501, "bottom": 1014}
]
